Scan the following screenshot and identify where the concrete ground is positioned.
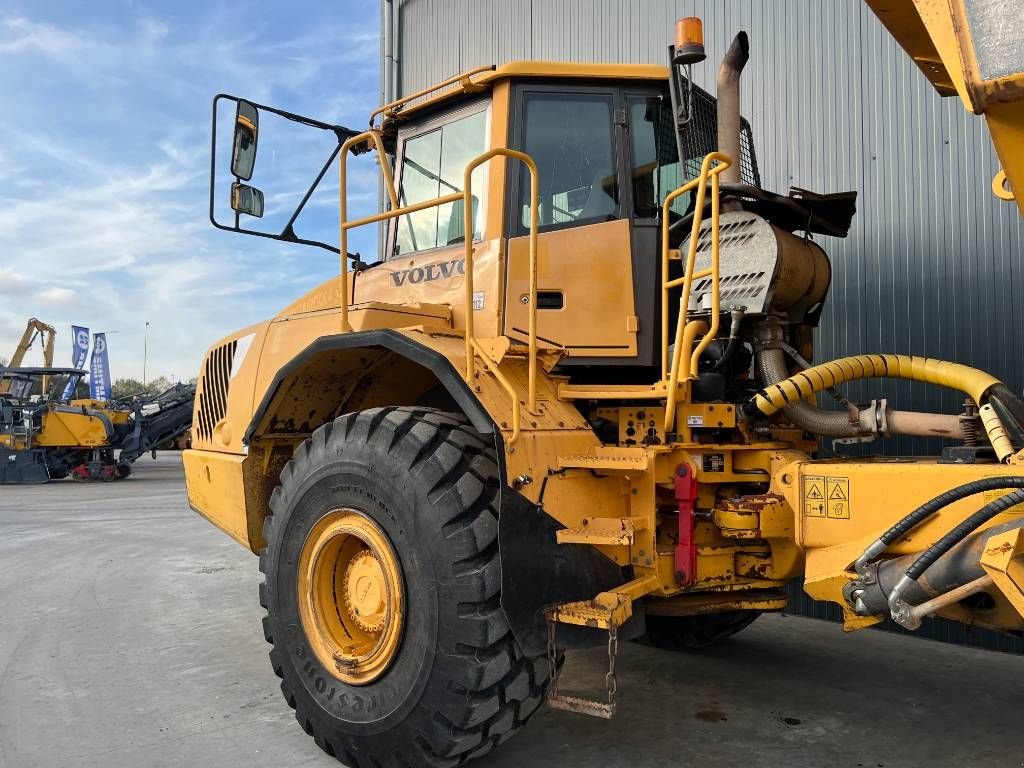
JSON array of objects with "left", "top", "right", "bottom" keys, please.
[{"left": 1, "top": 455, "right": 1022, "bottom": 768}]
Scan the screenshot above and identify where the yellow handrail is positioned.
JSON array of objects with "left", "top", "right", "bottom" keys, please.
[
  {"left": 660, "top": 152, "right": 732, "bottom": 432},
  {"left": 336, "top": 135, "right": 540, "bottom": 442},
  {"left": 370, "top": 65, "right": 495, "bottom": 127},
  {"left": 338, "top": 129, "right": 399, "bottom": 333},
  {"left": 463, "top": 148, "right": 540, "bottom": 432}
]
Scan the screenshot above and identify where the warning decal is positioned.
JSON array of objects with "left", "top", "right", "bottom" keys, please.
[
  {"left": 982, "top": 488, "right": 1024, "bottom": 515},
  {"left": 804, "top": 475, "right": 826, "bottom": 517},
  {"left": 825, "top": 476, "right": 850, "bottom": 519}
]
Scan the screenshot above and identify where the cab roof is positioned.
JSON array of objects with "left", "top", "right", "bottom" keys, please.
[{"left": 375, "top": 60, "right": 671, "bottom": 126}]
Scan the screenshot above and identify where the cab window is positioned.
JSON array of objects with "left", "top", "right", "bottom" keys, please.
[
  {"left": 516, "top": 91, "right": 619, "bottom": 230},
  {"left": 628, "top": 94, "right": 690, "bottom": 218},
  {"left": 394, "top": 106, "right": 488, "bottom": 256}
]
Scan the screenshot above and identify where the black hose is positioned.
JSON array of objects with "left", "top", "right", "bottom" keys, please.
[
  {"left": 709, "top": 337, "right": 739, "bottom": 372},
  {"left": 990, "top": 384, "right": 1024, "bottom": 430},
  {"left": 905, "top": 489, "right": 1024, "bottom": 580},
  {"left": 989, "top": 394, "right": 1024, "bottom": 451},
  {"left": 878, "top": 476, "right": 1024, "bottom": 547}
]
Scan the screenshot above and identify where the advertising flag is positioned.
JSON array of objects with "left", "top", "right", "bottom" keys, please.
[
  {"left": 60, "top": 325, "right": 90, "bottom": 400},
  {"left": 88, "top": 332, "right": 112, "bottom": 401}
]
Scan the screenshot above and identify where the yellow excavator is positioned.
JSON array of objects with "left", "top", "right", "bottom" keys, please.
[
  {"left": 183, "top": 2, "right": 1022, "bottom": 765},
  {"left": 0, "top": 318, "right": 56, "bottom": 394}
]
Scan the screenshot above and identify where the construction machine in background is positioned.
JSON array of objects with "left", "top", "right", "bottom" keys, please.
[
  {"left": 0, "top": 318, "right": 56, "bottom": 394},
  {"left": 0, "top": 367, "right": 195, "bottom": 483},
  {"left": 184, "top": 7, "right": 1023, "bottom": 767}
]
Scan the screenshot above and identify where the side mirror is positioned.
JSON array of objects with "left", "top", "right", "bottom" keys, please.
[
  {"left": 231, "top": 100, "right": 259, "bottom": 180},
  {"left": 231, "top": 182, "right": 264, "bottom": 218}
]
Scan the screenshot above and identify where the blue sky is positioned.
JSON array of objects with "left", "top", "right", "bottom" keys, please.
[{"left": 0, "top": 0, "right": 381, "bottom": 381}]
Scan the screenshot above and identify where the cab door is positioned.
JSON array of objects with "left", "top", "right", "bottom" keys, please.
[{"left": 504, "top": 85, "right": 638, "bottom": 358}]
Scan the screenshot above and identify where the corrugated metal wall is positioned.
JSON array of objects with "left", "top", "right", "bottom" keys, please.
[{"left": 390, "top": 0, "right": 1024, "bottom": 651}]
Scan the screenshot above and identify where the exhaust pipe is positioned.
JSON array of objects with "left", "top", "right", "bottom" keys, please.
[{"left": 717, "top": 32, "right": 749, "bottom": 185}]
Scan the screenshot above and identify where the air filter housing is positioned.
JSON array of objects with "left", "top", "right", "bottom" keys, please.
[{"left": 685, "top": 211, "right": 830, "bottom": 323}]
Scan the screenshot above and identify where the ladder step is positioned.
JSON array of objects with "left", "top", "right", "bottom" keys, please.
[
  {"left": 556, "top": 517, "right": 638, "bottom": 546},
  {"left": 548, "top": 593, "right": 631, "bottom": 630},
  {"left": 547, "top": 692, "right": 615, "bottom": 719}
]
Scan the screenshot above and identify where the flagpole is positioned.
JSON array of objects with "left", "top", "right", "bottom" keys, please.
[{"left": 143, "top": 321, "right": 150, "bottom": 388}]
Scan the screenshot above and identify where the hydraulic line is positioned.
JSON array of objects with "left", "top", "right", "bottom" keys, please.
[
  {"left": 709, "top": 307, "right": 745, "bottom": 373},
  {"left": 888, "top": 490, "right": 1024, "bottom": 628},
  {"left": 755, "top": 349, "right": 966, "bottom": 440},
  {"left": 854, "top": 476, "right": 1024, "bottom": 577},
  {"left": 752, "top": 352, "right": 1013, "bottom": 459},
  {"left": 905, "top": 489, "right": 1024, "bottom": 581},
  {"left": 848, "top": 517, "right": 1024, "bottom": 617}
]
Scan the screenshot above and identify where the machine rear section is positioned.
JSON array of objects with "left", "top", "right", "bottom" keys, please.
[{"left": 184, "top": 12, "right": 1024, "bottom": 767}]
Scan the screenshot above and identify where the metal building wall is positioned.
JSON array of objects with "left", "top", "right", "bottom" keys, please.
[{"left": 389, "top": 0, "right": 1024, "bottom": 651}]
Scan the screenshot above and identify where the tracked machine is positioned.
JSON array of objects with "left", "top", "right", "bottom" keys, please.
[
  {"left": 185, "top": 6, "right": 1024, "bottom": 766},
  {"left": 0, "top": 367, "right": 195, "bottom": 483}
]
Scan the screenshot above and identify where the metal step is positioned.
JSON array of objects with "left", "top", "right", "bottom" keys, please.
[{"left": 556, "top": 517, "right": 640, "bottom": 547}]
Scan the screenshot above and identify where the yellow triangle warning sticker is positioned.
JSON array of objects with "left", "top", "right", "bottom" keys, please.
[
  {"left": 827, "top": 478, "right": 848, "bottom": 501},
  {"left": 807, "top": 486, "right": 823, "bottom": 500}
]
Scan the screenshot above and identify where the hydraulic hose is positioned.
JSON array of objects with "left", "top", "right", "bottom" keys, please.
[
  {"left": 756, "top": 349, "right": 857, "bottom": 436},
  {"left": 888, "top": 491, "right": 1024, "bottom": 628},
  {"left": 752, "top": 352, "right": 1013, "bottom": 459},
  {"left": 905, "top": 489, "right": 1024, "bottom": 580},
  {"left": 709, "top": 307, "right": 745, "bottom": 373},
  {"left": 854, "top": 476, "right": 1024, "bottom": 577},
  {"left": 848, "top": 517, "right": 1024, "bottom": 617},
  {"left": 755, "top": 349, "right": 967, "bottom": 440}
]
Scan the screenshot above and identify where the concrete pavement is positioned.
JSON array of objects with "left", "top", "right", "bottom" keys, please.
[{"left": 1, "top": 454, "right": 1021, "bottom": 768}]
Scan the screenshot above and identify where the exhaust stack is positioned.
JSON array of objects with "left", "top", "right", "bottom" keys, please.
[{"left": 717, "top": 32, "right": 749, "bottom": 185}]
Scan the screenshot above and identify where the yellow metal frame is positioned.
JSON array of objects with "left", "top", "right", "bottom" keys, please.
[
  {"left": 463, "top": 148, "right": 539, "bottom": 443},
  {"left": 660, "top": 152, "right": 732, "bottom": 432}
]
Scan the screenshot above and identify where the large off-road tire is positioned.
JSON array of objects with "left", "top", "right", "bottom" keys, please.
[
  {"left": 642, "top": 610, "right": 760, "bottom": 651},
  {"left": 259, "top": 407, "right": 549, "bottom": 767}
]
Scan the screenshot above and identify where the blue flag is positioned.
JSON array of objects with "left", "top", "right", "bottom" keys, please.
[
  {"left": 61, "top": 325, "right": 90, "bottom": 400},
  {"left": 89, "top": 332, "right": 112, "bottom": 401}
]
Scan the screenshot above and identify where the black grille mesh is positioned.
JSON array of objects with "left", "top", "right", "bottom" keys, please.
[
  {"left": 669, "top": 79, "right": 761, "bottom": 188},
  {"left": 196, "top": 340, "right": 237, "bottom": 441}
]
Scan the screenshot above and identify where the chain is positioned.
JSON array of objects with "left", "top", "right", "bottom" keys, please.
[
  {"left": 605, "top": 624, "right": 618, "bottom": 707},
  {"left": 546, "top": 607, "right": 560, "bottom": 697}
]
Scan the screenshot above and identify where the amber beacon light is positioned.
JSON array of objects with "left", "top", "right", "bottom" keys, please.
[{"left": 673, "top": 17, "right": 707, "bottom": 65}]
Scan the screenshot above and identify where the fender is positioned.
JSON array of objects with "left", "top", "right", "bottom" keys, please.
[{"left": 244, "top": 329, "right": 495, "bottom": 444}]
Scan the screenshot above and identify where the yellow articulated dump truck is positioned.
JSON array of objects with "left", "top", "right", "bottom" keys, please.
[{"left": 185, "top": 6, "right": 1024, "bottom": 766}]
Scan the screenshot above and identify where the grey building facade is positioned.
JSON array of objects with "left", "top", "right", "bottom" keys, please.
[{"left": 382, "top": 0, "right": 1023, "bottom": 429}]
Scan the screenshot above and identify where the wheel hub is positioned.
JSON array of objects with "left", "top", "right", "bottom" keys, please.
[
  {"left": 297, "top": 509, "right": 404, "bottom": 685},
  {"left": 344, "top": 550, "right": 388, "bottom": 632}
]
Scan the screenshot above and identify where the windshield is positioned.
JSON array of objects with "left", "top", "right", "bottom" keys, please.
[{"left": 394, "top": 107, "right": 488, "bottom": 255}]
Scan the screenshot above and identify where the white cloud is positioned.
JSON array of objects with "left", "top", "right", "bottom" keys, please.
[
  {"left": 0, "top": 266, "right": 29, "bottom": 295},
  {"left": 36, "top": 287, "right": 77, "bottom": 305},
  {"left": 0, "top": 16, "right": 87, "bottom": 57}
]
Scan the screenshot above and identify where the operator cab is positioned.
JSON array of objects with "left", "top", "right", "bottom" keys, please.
[{"left": 210, "top": 56, "right": 855, "bottom": 382}]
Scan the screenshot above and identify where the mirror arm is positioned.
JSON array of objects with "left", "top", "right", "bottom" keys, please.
[{"left": 281, "top": 142, "right": 344, "bottom": 236}]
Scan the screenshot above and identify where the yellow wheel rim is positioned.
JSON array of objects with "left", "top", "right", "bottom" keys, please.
[{"left": 297, "top": 508, "right": 404, "bottom": 685}]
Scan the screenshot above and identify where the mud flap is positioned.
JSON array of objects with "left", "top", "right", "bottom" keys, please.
[{"left": 497, "top": 486, "right": 645, "bottom": 656}]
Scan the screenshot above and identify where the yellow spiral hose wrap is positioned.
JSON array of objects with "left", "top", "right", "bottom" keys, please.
[{"left": 753, "top": 354, "right": 1012, "bottom": 460}]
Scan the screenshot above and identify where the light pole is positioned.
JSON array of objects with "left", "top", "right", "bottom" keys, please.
[{"left": 143, "top": 321, "right": 150, "bottom": 388}]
